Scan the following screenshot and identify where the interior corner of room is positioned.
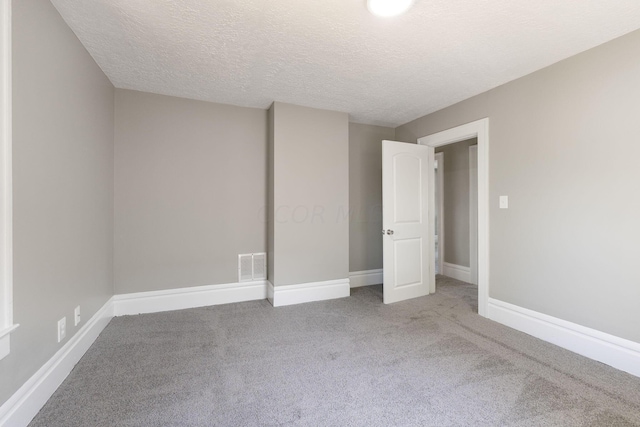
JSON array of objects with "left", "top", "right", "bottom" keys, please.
[{"left": 2, "top": 0, "right": 640, "bottom": 425}]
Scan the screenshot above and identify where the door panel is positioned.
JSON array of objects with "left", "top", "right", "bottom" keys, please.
[
  {"left": 383, "top": 140, "right": 431, "bottom": 304},
  {"left": 393, "top": 155, "right": 422, "bottom": 223},
  {"left": 394, "top": 238, "right": 423, "bottom": 287}
]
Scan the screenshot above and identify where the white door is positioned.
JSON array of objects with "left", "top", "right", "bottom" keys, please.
[{"left": 382, "top": 140, "right": 431, "bottom": 304}]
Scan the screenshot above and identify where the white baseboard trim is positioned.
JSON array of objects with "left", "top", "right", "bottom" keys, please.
[
  {"left": 442, "top": 262, "right": 471, "bottom": 283},
  {"left": 267, "top": 281, "right": 275, "bottom": 305},
  {"left": 0, "top": 298, "right": 114, "bottom": 427},
  {"left": 349, "top": 269, "right": 383, "bottom": 288},
  {"left": 270, "top": 278, "right": 350, "bottom": 307},
  {"left": 113, "top": 280, "right": 268, "bottom": 316},
  {"left": 488, "top": 298, "right": 640, "bottom": 378}
]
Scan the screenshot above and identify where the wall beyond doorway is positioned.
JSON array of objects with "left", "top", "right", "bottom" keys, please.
[{"left": 435, "top": 138, "right": 477, "bottom": 270}]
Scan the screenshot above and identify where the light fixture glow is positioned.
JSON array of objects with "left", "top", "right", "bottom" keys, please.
[{"left": 367, "top": 0, "right": 414, "bottom": 17}]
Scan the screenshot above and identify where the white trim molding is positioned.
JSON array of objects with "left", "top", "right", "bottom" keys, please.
[
  {"left": 113, "top": 280, "right": 268, "bottom": 316},
  {"left": 442, "top": 262, "right": 471, "bottom": 283},
  {"left": 0, "top": 0, "right": 16, "bottom": 361},
  {"left": 469, "top": 145, "right": 478, "bottom": 285},
  {"left": 488, "top": 298, "right": 640, "bottom": 378},
  {"left": 0, "top": 298, "right": 114, "bottom": 427},
  {"left": 267, "top": 281, "right": 275, "bottom": 303},
  {"left": 269, "top": 278, "right": 350, "bottom": 307},
  {"left": 418, "top": 118, "right": 490, "bottom": 317},
  {"left": 434, "top": 152, "right": 445, "bottom": 276},
  {"left": 349, "top": 269, "right": 383, "bottom": 288}
]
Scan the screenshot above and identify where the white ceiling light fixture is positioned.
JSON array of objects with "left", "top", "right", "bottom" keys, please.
[{"left": 367, "top": 0, "right": 415, "bottom": 17}]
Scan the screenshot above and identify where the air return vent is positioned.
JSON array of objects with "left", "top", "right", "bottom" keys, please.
[{"left": 238, "top": 253, "right": 267, "bottom": 282}]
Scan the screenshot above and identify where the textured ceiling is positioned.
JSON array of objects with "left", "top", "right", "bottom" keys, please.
[{"left": 50, "top": 0, "right": 640, "bottom": 127}]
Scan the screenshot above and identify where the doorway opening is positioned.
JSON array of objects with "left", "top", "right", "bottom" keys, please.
[
  {"left": 418, "top": 118, "right": 489, "bottom": 317},
  {"left": 434, "top": 139, "right": 477, "bottom": 284}
]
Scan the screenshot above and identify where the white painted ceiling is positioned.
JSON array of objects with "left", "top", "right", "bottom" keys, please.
[{"left": 51, "top": 0, "right": 640, "bottom": 127}]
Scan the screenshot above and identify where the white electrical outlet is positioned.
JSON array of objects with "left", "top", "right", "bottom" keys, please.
[
  {"left": 74, "top": 306, "right": 81, "bottom": 326},
  {"left": 57, "top": 317, "right": 67, "bottom": 342}
]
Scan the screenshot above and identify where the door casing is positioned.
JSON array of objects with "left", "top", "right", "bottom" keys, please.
[
  {"left": 418, "top": 118, "right": 489, "bottom": 317},
  {"left": 434, "top": 152, "right": 444, "bottom": 276},
  {"left": 469, "top": 145, "right": 478, "bottom": 286}
]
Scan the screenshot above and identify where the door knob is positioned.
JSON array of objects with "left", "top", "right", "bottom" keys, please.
[{"left": 386, "top": 229, "right": 394, "bottom": 235}]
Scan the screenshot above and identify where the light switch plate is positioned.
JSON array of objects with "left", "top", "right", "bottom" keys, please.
[{"left": 499, "top": 196, "right": 509, "bottom": 209}]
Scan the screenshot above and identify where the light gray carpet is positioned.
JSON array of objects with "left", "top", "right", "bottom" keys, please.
[{"left": 30, "top": 276, "right": 640, "bottom": 426}]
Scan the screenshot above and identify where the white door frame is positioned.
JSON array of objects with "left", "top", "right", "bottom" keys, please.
[
  {"left": 418, "top": 118, "right": 489, "bottom": 317},
  {"left": 469, "top": 145, "right": 478, "bottom": 285},
  {"left": 434, "top": 152, "right": 444, "bottom": 276}
]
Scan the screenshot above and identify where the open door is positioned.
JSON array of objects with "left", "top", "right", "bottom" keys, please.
[{"left": 382, "top": 140, "right": 431, "bottom": 304}]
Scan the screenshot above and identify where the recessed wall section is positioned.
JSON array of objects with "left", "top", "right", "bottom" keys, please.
[
  {"left": 348, "top": 123, "right": 395, "bottom": 273},
  {"left": 114, "top": 90, "right": 268, "bottom": 294}
]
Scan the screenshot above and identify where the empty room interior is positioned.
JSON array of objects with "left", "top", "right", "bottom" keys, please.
[{"left": 2, "top": 0, "right": 640, "bottom": 425}]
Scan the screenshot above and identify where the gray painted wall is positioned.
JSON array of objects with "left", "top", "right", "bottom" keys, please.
[
  {"left": 396, "top": 29, "right": 640, "bottom": 343},
  {"left": 348, "top": 123, "right": 395, "bottom": 272},
  {"left": 1, "top": 0, "right": 114, "bottom": 406},
  {"left": 435, "top": 139, "right": 477, "bottom": 267},
  {"left": 270, "top": 102, "right": 349, "bottom": 286},
  {"left": 114, "top": 90, "right": 268, "bottom": 293}
]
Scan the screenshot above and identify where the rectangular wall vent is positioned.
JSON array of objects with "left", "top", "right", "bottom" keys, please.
[{"left": 238, "top": 253, "right": 267, "bottom": 282}]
